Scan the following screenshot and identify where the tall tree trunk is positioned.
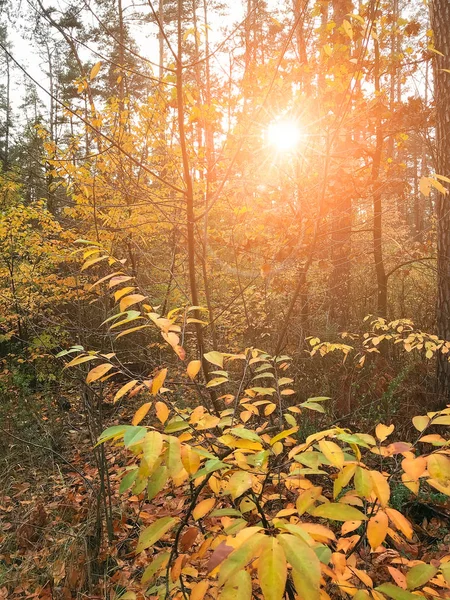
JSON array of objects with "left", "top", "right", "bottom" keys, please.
[
  {"left": 430, "top": 0, "right": 450, "bottom": 404},
  {"left": 176, "top": 0, "right": 219, "bottom": 414},
  {"left": 372, "top": 29, "right": 387, "bottom": 318}
]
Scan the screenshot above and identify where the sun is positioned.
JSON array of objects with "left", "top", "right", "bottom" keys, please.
[{"left": 267, "top": 119, "right": 303, "bottom": 152}]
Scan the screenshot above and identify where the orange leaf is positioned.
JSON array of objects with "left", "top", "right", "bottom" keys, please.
[
  {"left": 192, "top": 498, "right": 216, "bottom": 521},
  {"left": 132, "top": 402, "right": 152, "bottom": 426},
  {"left": 385, "top": 507, "right": 413, "bottom": 540},
  {"left": 114, "top": 379, "right": 139, "bottom": 403},
  {"left": 86, "top": 363, "right": 114, "bottom": 383},
  {"left": 187, "top": 360, "right": 201, "bottom": 380},
  {"left": 155, "top": 401, "right": 169, "bottom": 424},
  {"left": 152, "top": 368, "right": 168, "bottom": 395},
  {"left": 367, "top": 510, "right": 388, "bottom": 550},
  {"left": 190, "top": 580, "right": 209, "bottom": 600}
]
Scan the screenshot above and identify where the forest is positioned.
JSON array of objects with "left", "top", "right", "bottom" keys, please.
[{"left": 1, "top": 0, "right": 450, "bottom": 598}]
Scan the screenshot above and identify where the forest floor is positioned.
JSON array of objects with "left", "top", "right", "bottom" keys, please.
[{"left": 2, "top": 393, "right": 450, "bottom": 600}]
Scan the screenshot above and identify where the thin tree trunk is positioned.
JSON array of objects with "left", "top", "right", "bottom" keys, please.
[{"left": 372, "top": 31, "right": 387, "bottom": 318}]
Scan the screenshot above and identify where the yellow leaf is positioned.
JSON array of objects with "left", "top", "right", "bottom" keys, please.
[
  {"left": 258, "top": 537, "right": 287, "bottom": 600},
  {"left": 114, "top": 286, "right": 136, "bottom": 301},
  {"left": 296, "top": 486, "right": 322, "bottom": 516},
  {"left": 277, "top": 533, "right": 321, "bottom": 600},
  {"left": 81, "top": 255, "right": 108, "bottom": 271},
  {"left": 203, "top": 351, "right": 223, "bottom": 368},
  {"left": 119, "top": 294, "right": 146, "bottom": 312},
  {"left": 192, "top": 498, "right": 216, "bottom": 521},
  {"left": 187, "top": 360, "right": 202, "bottom": 380},
  {"left": 270, "top": 427, "right": 299, "bottom": 446},
  {"left": 86, "top": 363, "right": 114, "bottom": 383},
  {"left": 227, "top": 471, "right": 253, "bottom": 500},
  {"left": 143, "top": 431, "right": 163, "bottom": 469},
  {"left": 367, "top": 510, "right": 388, "bottom": 550},
  {"left": 427, "top": 453, "right": 450, "bottom": 482},
  {"left": 152, "top": 368, "right": 168, "bottom": 395},
  {"left": 370, "top": 471, "right": 390, "bottom": 507},
  {"left": 375, "top": 423, "right": 394, "bottom": 442},
  {"left": 114, "top": 379, "right": 139, "bottom": 403},
  {"left": 412, "top": 415, "right": 429, "bottom": 432},
  {"left": 155, "top": 401, "right": 169, "bottom": 424},
  {"left": 90, "top": 61, "right": 102, "bottom": 80},
  {"left": 319, "top": 440, "right": 344, "bottom": 469},
  {"left": 333, "top": 464, "right": 357, "bottom": 498},
  {"left": 132, "top": 402, "right": 152, "bottom": 426},
  {"left": 181, "top": 445, "right": 201, "bottom": 475},
  {"left": 65, "top": 354, "right": 98, "bottom": 368},
  {"left": 342, "top": 19, "right": 353, "bottom": 39},
  {"left": 312, "top": 503, "right": 367, "bottom": 521}
]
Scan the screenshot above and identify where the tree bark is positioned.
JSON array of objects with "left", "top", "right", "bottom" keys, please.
[{"left": 430, "top": 0, "right": 450, "bottom": 404}]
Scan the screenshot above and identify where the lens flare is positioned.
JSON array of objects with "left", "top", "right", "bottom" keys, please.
[{"left": 267, "top": 120, "right": 303, "bottom": 152}]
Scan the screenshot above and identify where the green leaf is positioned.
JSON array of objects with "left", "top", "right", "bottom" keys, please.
[
  {"left": 136, "top": 516, "right": 178, "bottom": 553},
  {"left": 119, "top": 468, "right": 139, "bottom": 493},
  {"left": 164, "top": 419, "right": 190, "bottom": 433},
  {"left": 376, "top": 584, "right": 422, "bottom": 600},
  {"left": 441, "top": 563, "right": 450, "bottom": 584},
  {"left": 252, "top": 372, "right": 275, "bottom": 380},
  {"left": 314, "top": 545, "right": 332, "bottom": 565},
  {"left": 301, "top": 401, "right": 325, "bottom": 413},
  {"left": 147, "top": 466, "right": 168, "bottom": 500},
  {"left": 211, "top": 508, "right": 243, "bottom": 518},
  {"left": 123, "top": 426, "right": 147, "bottom": 448},
  {"left": 228, "top": 428, "right": 263, "bottom": 443},
  {"left": 406, "top": 564, "right": 438, "bottom": 590},
  {"left": 336, "top": 433, "right": 371, "bottom": 448},
  {"left": 354, "top": 467, "right": 373, "bottom": 499},
  {"left": 97, "top": 425, "right": 128, "bottom": 445},
  {"left": 258, "top": 537, "right": 287, "bottom": 600},
  {"left": 277, "top": 534, "right": 321, "bottom": 600},
  {"left": 141, "top": 551, "right": 170, "bottom": 584},
  {"left": 312, "top": 503, "right": 367, "bottom": 522}
]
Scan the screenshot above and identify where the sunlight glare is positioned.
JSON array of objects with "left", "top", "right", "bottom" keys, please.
[{"left": 267, "top": 120, "right": 303, "bottom": 152}]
